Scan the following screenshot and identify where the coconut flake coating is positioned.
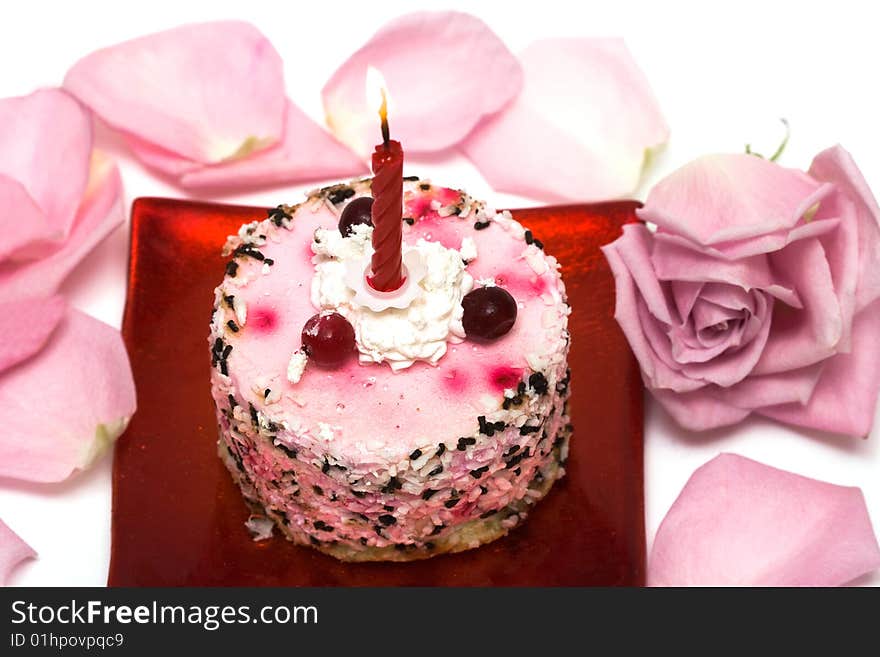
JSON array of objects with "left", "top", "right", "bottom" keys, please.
[{"left": 209, "top": 178, "right": 572, "bottom": 561}]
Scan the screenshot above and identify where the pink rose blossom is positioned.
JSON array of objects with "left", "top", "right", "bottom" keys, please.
[{"left": 602, "top": 146, "right": 880, "bottom": 435}]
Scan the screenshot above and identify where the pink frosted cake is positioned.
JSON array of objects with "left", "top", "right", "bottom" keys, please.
[{"left": 209, "top": 178, "right": 571, "bottom": 561}]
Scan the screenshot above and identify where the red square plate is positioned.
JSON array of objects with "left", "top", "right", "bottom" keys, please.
[{"left": 111, "top": 197, "right": 644, "bottom": 586}]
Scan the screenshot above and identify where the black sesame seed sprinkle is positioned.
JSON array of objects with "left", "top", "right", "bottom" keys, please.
[
  {"left": 403, "top": 217, "right": 415, "bottom": 225},
  {"left": 436, "top": 443, "right": 446, "bottom": 456},
  {"left": 428, "top": 465, "right": 443, "bottom": 476},
  {"left": 529, "top": 372, "right": 549, "bottom": 395},
  {"left": 458, "top": 436, "right": 478, "bottom": 450},
  {"left": 312, "top": 485, "right": 324, "bottom": 496},
  {"left": 409, "top": 449, "right": 422, "bottom": 460},
  {"left": 225, "top": 261, "right": 239, "bottom": 277},
  {"left": 444, "top": 497, "right": 460, "bottom": 509},
  {"left": 470, "top": 466, "right": 489, "bottom": 479},
  {"left": 275, "top": 442, "right": 297, "bottom": 459},
  {"left": 381, "top": 477, "right": 403, "bottom": 493},
  {"left": 328, "top": 187, "right": 355, "bottom": 205},
  {"left": 474, "top": 220, "right": 490, "bottom": 230},
  {"left": 422, "top": 489, "right": 437, "bottom": 500},
  {"left": 378, "top": 514, "right": 397, "bottom": 526}
]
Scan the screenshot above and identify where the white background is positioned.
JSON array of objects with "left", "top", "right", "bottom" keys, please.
[{"left": 1, "top": 0, "right": 878, "bottom": 586}]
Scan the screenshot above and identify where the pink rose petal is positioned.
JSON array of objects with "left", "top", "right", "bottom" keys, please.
[
  {"left": 123, "top": 135, "right": 203, "bottom": 179},
  {"left": 0, "top": 307, "right": 135, "bottom": 483},
  {"left": 0, "top": 175, "right": 51, "bottom": 261},
  {"left": 0, "top": 89, "right": 93, "bottom": 264},
  {"left": 649, "top": 454, "right": 880, "bottom": 586},
  {"left": 759, "top": 300, "right": 880, "bottom": 437},
  {"left": 461, "top": 38, "right": 669, "bottom": 202},
  {"left": 603, "top": 225, "right": 704, "bottom": 393},
  {"left": 179, "top": 101, "right": 367, "bottom": 189},
  {"left": 323, "top": 11, "right": 522, "bottom": 157},
  {"left": 679, "top": 292, "right": 773, "bottom": 388},
  {"left": 716, "top": 362, "right": 825, "bottom": 409},
  {"left": 0, "top": 296, "right": 66, "bottom": 374},
  {"left": 809, "top": 145, "right": 880, "bottom": 313},
  {"left": 652, "top": 388, "right": 750, "bottom": 431},
  {"left": 0, "top": 151, "right": 124, "bottom": 304},
  {"left": 0, "top": 519, "right": 35, "bottom": 586},
  {"left": 640, "top": 153, "right": 830, "bottom": 245},
  {"left": 64, "top": 21, "right": 285, "bottom": 165},
  {"left": 812, "top": 190, "right": 859, "bottom": 354},
  {"left": 653, "top": 215, "right": 841, "bottom": 262},
  {"left": 652, "top": 236, "right": 801, "bottom": 308},
  {"left": 752, "top": 237, "right": 843, "bottom": 376},
  {"left": 0, "top": 88, "right": 92, "bottom": 242}
]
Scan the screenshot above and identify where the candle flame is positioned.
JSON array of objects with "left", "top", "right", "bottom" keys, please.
[{"left": 366, "top": 65, "right": 391, "bottom": 146}]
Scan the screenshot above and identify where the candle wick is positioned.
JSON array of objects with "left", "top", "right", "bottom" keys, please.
[{"left": 379, "top": 88, "right": 390, "bottom": 148}]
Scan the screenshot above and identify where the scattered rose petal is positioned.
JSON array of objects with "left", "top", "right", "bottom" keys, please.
[
  {"left": 64, "top": 21, "right": 285, "bottom": 165},
  {"left": 0, "top": 89, "right": 92, "bottom": 250},
  {"left": 323, "top": 11, "right": 522, "bottom": 157},
  {"left": 0, "top": 308, "right": 136, "bottom": 483},
  {"left": 0, "top": 296, "right": 65, "bottom": 373},
  {"left": 0, "top": 175, "right": 49, "bottom": 261},
  {"left": 650, "top": 454, "right": 880, "bottom": 586},
  {"left": 177, "top": 101, "right": 368, "bottom": 189},
  {"left": 461, "top": 38, "right": 669, "bottom": 202},
  {"left": 0, "top": 519, "right": 35, "bottom": 586},
  {"left": 0, "top": 151, "right": 124, "bottom": 303}
]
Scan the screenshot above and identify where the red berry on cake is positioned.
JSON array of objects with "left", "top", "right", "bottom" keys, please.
[
  {"left": 462, "top": 285, "right": 518, "bottom": 341},
  {"left": 301, "top": 312, "right": 356, "bottom": 368},
  {"left": 337, "top": 196, "right": 374, "bottom": 236}
]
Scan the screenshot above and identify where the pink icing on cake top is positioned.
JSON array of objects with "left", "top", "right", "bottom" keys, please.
[{"left": 215, "top": 182, "right": 569, "bottom": 461}]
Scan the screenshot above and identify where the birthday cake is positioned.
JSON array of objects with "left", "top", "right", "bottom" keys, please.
[{"left": 209, "top": 177, "right": 571, "bottom": 561}]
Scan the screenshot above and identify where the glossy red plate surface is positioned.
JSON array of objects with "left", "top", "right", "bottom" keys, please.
[{"left": 112, "top": 197, "right": 644, "bottom": 586}]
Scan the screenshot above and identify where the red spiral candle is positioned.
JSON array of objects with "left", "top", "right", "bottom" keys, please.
[{"left": 368, "top": 89, "right": 405, "bottom": 292}]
